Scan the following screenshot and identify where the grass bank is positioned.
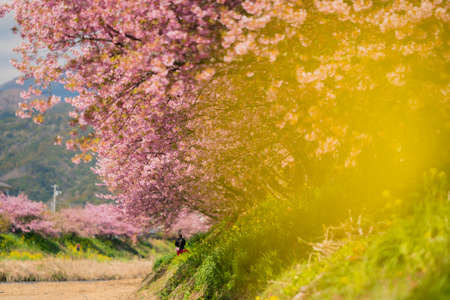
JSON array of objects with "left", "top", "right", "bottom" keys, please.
[
  {"left": 0, "top": 232, "right": 172, "bottom": 260},
  {"left": 258, "top": 201, "right": 449, "bottom": 300},
  {"left": 139, "top": 173, "right": 449, "bottom": 299}
]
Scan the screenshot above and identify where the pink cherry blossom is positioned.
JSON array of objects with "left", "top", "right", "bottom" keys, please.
[{"left": 2, "top": 0, "right": 449, "bottom": 223}]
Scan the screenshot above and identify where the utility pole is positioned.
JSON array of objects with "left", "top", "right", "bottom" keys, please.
[{"left": 51, "top": 184, "right": 62, "bottom": 214}]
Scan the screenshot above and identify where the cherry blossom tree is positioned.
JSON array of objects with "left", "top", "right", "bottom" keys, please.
[
  {"left": 2, "top": 0, "right": 449, "bottom": 221},
  {"left": 0, "top": 193, "right": 57, "bottom": 235},
  {"left": 57, "top": 203, "right": 143, "bottom": 238},
  {"left": 166, "top": 207, "right": 211, "bottom": 238},
  {"left": 1, "top": 0, "right": 237, "bottom": 223},
  {"left": 0, "top": 193, "right": 143, "bottom": 238}
]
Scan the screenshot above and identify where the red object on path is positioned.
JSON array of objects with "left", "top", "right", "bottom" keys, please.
[{"left": 177, "top": 248, "right": 189, "bottom": 256}]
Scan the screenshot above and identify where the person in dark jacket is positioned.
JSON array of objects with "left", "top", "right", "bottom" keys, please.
[{"left": 175, "top": 231, "right": 189, "bottom": 256}]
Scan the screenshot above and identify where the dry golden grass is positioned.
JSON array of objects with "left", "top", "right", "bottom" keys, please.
[
  {"left": 0, "top": 278, "right": 142, "bottom": 300},
  {"left": 0, "top": 257, "right": 154, "bottom": 282}
]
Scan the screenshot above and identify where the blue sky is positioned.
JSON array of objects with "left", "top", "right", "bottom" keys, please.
[{"left": 0, "top": 0, "right": 21, "bottom": 85}]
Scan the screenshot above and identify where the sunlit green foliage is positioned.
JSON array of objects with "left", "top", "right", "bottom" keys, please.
[
  {"left": 262, "top": 194, "right": 449, "bottom": 299},
  {"left": 142, "top": 170, "right": 449, "bottom": 300}
]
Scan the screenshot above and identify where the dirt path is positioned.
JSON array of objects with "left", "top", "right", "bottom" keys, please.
[{"left": 0, "top": 279, "right": 143, "bottom": 300}]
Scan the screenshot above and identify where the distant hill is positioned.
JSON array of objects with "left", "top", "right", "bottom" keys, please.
[{"left": 0, "top": 78, "right": 107, "bottom": 207}]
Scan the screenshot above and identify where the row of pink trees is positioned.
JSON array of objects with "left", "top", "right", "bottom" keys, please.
[
  {"left": 0, "top": 193, "right": 57, "bottom": 236},
  {"left": 0, "top": 193, "right": 143, "bottom": 239},
  {"left": 1, "top": 0, "right": 449, "bottom": 221}
]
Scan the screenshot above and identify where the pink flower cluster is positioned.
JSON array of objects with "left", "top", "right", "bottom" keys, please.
[
  {"left": 0, "top": 193, "right": 143, "bottom": 238},
  {"left": 56, "top": 203, "right": 142, "bottom": 238},
  {"left": 166, "top": 208, "right": 211, "bottom": 238},
  {"left": 0, "top": 193, "right": 57, "bottom": 236}
]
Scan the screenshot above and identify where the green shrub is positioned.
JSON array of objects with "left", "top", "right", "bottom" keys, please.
[{"left": 0, "top": 234, "right": 19, "bottom": 252}]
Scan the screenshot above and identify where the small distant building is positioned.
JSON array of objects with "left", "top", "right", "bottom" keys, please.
[{"left": 0, "top": 182, "right": 12, "bottom": 196}]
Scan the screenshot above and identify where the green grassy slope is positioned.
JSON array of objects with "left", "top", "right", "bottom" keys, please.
[
  {"left": 258, "top": 201, "right": 449, "bottom": 300},
  {"left": 139, "top": 182, "right": 449, "bottom": 300},
  {"left": 0, "top": 232, "right": 172, "bottom": 261}
]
